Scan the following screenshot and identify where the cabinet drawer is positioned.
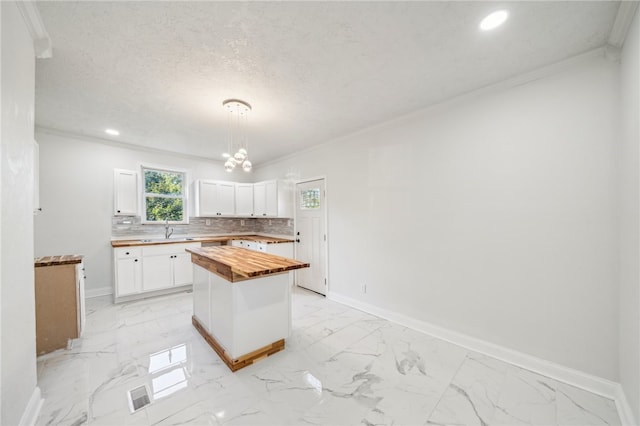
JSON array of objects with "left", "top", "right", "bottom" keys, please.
[
  {"left": 116, "top": 247, "right": 141, "bottom": 259},
  {"left": 142, "top": 242, "right": 200, "bottom": 256}
]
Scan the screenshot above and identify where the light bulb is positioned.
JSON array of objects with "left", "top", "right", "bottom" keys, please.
[
  {"left": 242, "top": 160, "right": 252, "bottom": 172},
  {"left": 480, "top": 10, "right": 508, "bottom": 31},
  {"left": 234, "top": 150, "right": 246, "bottom": 162},
  {"left": 238, "top": 148, "right": 247, "bottom": 156},
  {"left": 224, "top": 159, "right": 236, "bottom": 172}
]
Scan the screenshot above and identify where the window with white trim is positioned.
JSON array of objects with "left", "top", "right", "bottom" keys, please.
[{"left": 141, "top": 166, "right": 188, "bottom": 223}]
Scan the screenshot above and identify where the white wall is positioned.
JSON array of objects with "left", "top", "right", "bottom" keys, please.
[
  {"left": 619, "top": 7, "right": 640, "bottom": 422},
  {"left": 255, "top": 52, "right": 620, "bottom": 381},
  {"left": 1, "top": 2, "right": 39, "bottom": 424},
  {"left": 34, "top": 131, "right": 249, "bottom": 295}
]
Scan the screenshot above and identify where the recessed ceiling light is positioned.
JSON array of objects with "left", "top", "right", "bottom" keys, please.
[
  {"left": 480, "top": 10, "right": 508, "bottom": 31},
  {"left": 105, "top": 128, "right": 120, "bottom": 136}
]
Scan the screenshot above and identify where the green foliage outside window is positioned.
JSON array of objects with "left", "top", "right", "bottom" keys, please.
[{"left": 143, "top": 168, "right": 185, "bottom": 222}]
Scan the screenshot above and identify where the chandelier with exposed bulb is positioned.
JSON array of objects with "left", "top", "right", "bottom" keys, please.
[{"left": 222, "top": 99, "right": 252, "bottom": 172}]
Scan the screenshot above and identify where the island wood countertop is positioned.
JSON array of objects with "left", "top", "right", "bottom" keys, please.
[
  {"left": 111, "top": 235, "right": 294, "bottom": 248},
  {"left": 35, "top": 255, "right": 84, "bottom": 267},
  {"left": 186, "top": 246, "right": 309, "bottom": 283}
]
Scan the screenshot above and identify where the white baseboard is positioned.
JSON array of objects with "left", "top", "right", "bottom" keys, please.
[
  {"left": 615, "top": 384, "right": 638, "bottom": 426},
  {"left": 85, "top": 286, "right": 113, "bottom": 299},
  {"left": 18, "top": 386, "right": 43, "bottom": 426},
  {"left": 327, "top": 291, "right": 627, "bottom": 414}
]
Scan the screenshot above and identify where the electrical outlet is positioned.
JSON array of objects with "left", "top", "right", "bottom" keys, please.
[
  {"left": 361, "top": 283, "right": 367, "bottom": 294},
  {"left": 205, "top": 219, "right": 211, "bottom": 226},
  {"left": 268, "top": 219, "right": 272, "bottom": 225},
  {"left": 240, "top": 219, "right": 245, "bottom": 226}
]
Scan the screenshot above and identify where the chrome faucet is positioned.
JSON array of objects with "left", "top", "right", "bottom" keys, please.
[{"left": 164, "top": 218, "right": 174, "bottom": 239}]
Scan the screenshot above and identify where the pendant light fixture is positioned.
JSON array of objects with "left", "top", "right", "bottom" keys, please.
[{"left": 222, "top": 99, "right": 252, "bottom": 172}]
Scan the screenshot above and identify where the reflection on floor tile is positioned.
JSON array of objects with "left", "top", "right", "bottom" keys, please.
[{"left": 36, "top": 288, "right": 621, "bottom": 426}]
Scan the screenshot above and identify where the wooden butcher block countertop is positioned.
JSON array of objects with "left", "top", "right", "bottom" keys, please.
[
  {"left": 35, "top": 255, "right": 84, "bottom": 267},
  {"left": 186, "top": 246, "right": 309, "bottom": 283},
  {"left": 111, "top": 235, "right": 293, "bottom": 248}
]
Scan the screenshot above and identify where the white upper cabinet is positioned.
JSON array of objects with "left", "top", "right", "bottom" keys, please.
[
  {"left": 253, "top": 182, "right": 266, "bottom": 217},
  {"left": 265, "top": 180, "right": 279, "bottom": 217},
  {"left": 194, "top": 179, "right": 236, "bottom": 217},
  {"left": 235, "top": 183, "right": 254, "bottom": 217},
  {"left": 194, "top": 178, "right": 292, "bottom": 218},
  {"left": 254, "top": 180, "right": 279, "bottom": 217},
  {"left": 114, "top": 169, "right": 138, "bottom": 216}
]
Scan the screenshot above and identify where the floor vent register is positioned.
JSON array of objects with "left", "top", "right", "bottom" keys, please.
[{"left": 127, "top": 385, "right": 151, "bottom": 413}]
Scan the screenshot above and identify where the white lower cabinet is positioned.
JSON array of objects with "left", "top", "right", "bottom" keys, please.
[
  {"left": 265, "top": 243, "right": 294, "bottom": 258},
  {"left": 142, "top": 254, "right": 173, "bottom": 291},
  {"left": 231, "top": 240, "right": 293, "bottom": 258},
  {"left": 173, "top": 252, "right": 194, "bottom": 286},
  {"left": 114, "top": 247, "right": 142, "bottom": 296},
  {"left": 114, "top": 242, "right": 199, "bottom": 300}
]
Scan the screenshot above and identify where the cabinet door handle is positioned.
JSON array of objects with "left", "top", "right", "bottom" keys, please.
[
  {"left": 117, "top": 210, "right": 121, "bottom": 213},
  {"left": 296, "top": 239, "right": 300, "bottom": 243},
  {"left": 134, "top": 259, "right": 138, "bottom": 262},
  {"left": 126, "top": 251, "right": 130, "bottom": 255}
]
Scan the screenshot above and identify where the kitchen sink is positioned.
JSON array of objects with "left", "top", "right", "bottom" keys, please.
[{"left": 139, "top": 237, "right": 195, "bottom": 243}]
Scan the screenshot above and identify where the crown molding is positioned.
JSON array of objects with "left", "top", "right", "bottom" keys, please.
[
  {"left": 15, "top": 1, "right": 52, "bottom": 58},
  {"left": 608, "top": 1, "right": 639, "bottom": 48}
]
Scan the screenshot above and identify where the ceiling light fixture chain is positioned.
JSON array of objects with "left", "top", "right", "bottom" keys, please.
[{"left": 222, "top": 99, "right": 252, "bottom": 172}]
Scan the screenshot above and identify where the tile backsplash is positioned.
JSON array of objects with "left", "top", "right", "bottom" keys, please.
[{"left": 112, "top": 216, "right": 293, "bottom": 238}]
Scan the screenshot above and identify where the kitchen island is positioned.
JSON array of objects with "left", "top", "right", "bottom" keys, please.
[{"left": 186, "top": 246, "right": 309, "bottom": 371}]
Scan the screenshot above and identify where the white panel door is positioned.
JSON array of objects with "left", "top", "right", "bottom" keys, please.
[
  {"left": 115, "top": 257, "right": 141, "bottom": 296},
  {"left": 197, "top": 180, "right": 218, "bottom": 216},
  {"left": 295, "top": 179, "right": 327, "bottom": 295},
  {"left": 173, "top": 252, "right": 194, "bottom": 287},
  {"left": 253, "top": 182, "right": 266, "bottom": 216},
  {"left": 114, "top": 169, "right": 138, "bottom": 215},
  {"left": 217, "top": 182, "right": 236, "bottom": 216},
  {"left": 235, "top": 183, "right": 254, "bottom": 217},
  {"left": 142, "top": 255, "right": 172, "bottom": 291},
  {"left": 265, "top": 180, "right": 278, "bottom": 216}
]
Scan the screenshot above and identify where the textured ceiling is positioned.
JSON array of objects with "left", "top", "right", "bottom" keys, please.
[{"left": 35, "top": 1, "right": 621, "bottom": 166}]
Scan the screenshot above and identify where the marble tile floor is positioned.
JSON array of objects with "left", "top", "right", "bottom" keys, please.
[{"left": 36, "top": 288, "right": 622, "bottom": 426}]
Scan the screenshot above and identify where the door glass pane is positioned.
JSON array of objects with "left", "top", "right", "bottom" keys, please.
[{"left": 300, "top": 188, "right": 320, "bottom": 209}]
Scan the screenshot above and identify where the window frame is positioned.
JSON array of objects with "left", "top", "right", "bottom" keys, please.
[{"left": 140, "top": 164, "right": 189, "bottom": 225}]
